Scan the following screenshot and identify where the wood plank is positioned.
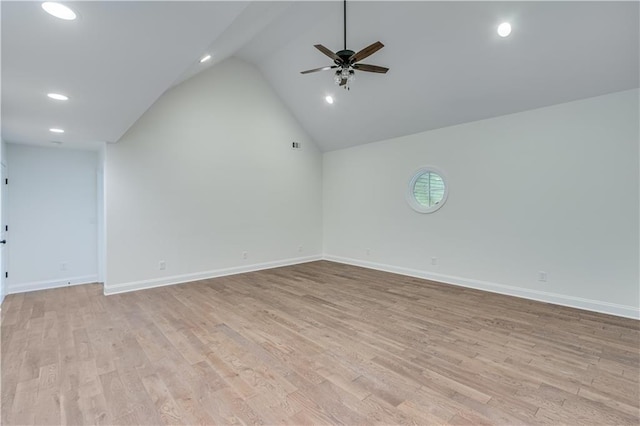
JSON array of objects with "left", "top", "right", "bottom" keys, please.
[{"left": 140, "top": 373, "right": 189, "bottom": 425}]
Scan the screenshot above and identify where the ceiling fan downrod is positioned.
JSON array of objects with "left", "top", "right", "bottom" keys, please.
[{"left": 343, "top": 0, "right": 347, "bottom": 51}]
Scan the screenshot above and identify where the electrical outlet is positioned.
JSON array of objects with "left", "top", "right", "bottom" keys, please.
[
  {"left": 298, "top": 245, "right": 303, "bottom": 253},
  {"left": 431, "top": 257, "right": 438, "bottom": 266},
  {"left": 538, "top": 271, "right": 547, "bottom": 282},
  {"left": 159, "top": 261, "right": 166, "bottom": 270},
  {"left": 60, "top": 262, "right": 67, "bottom": 271},
  {"left": 242, "top": 251, "right": 248, "bottom": 260},
  {"left": 366, "top": 248, "right": 371, "bottom": 256}
]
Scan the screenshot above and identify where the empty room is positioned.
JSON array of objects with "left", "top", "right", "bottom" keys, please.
[{"left": 1, "top": 1, "right": 638, "bottom": 425}]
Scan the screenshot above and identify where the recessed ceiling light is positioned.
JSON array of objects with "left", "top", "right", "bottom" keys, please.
[
  {"left": 49, "top": 128, "right": 65, "bottom": 133},
  {"left": 199, "top": 54, "right": 212, "bottom": 63},
  {"left": 47, "top": 93, "right": 69, "bottom": 101},
  {"left": 497, "top": 22, "right": 512, "bottom": 37},
  {"left": 325, "top": 95, "right": 334, "bottom": 104},
  {"left": 41, "top": 2, "right": 77, "bottom": 20}
]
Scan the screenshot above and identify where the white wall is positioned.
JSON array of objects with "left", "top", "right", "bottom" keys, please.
[
  {"left": 7, "top": 144, "right": 99, "bottom": 293},
  {"left": 323, "top": 89, "right": 639, "bottom": 318},
  {"left": 105, "top": 58, "right": 322, "bottom": 293}
]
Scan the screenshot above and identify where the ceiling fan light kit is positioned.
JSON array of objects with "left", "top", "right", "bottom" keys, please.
[{"left": 301, "top": 0, "right": 388, "bottom": 90}]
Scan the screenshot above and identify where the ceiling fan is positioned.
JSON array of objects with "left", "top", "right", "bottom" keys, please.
[{"left": 300, "top": 0, "right": 389, "bottom": 90}]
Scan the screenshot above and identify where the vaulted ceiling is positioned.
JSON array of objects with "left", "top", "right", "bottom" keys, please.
[{"left": 2, "top": 1, "right": 639, "bottom": 152}]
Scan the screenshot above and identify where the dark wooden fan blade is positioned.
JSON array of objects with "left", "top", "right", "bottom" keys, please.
[
  {"left": 300, "top": 65, "right": 338, "bottom": 74},
  {"left": 353, "top": 63, "right": 389, "bottom": 74},
  {"left": 339, "top": 78, "right": 347, "bottom": 86},
  {"left": 349, "top": 41, "right": 384, "bottom": 63},
  {"left": 314, "top": 44, "right": 343, "bottom": 64}
]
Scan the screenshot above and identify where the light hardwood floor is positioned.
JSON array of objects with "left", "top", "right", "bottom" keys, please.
[{"left": 1, "top": 261, "right": 639, "bottom": 425}]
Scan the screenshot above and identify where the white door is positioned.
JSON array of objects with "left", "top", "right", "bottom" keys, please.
[{"left": 0, "top": 163, "right": 7, "bottom": 301}]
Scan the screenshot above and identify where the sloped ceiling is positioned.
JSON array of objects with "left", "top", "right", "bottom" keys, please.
[
  {"left": 2, "top": 1, "right": 639, "bottom": 152},
  {"left": 1, "top": 1, "right": 249, "bottom": 149}
]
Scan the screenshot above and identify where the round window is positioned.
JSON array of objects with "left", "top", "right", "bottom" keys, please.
[{"left": 407, "top": 167, "right": 448, "bottom": 213}]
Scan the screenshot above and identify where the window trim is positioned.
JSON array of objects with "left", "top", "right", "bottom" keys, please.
[{"left": 406, "top": 166, "right": 449, "bottom": 213}]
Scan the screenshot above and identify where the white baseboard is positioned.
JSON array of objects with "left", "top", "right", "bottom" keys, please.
[
  {"left": 8, "top": 274, "right": 99, "bottom": 295},
  {"left": 104, "top": 255, "right": 323, "bottom": 295},
  {"left": 18, "top": 255, "right": 635, "bottom": 320},
  {"left": 323, "top": 255, "right": 640, "bottom": 320}
]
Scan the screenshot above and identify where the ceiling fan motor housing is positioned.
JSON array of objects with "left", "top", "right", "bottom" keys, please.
[{"left": 335, "top": 49, "right": 355, "bottom": 66}]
